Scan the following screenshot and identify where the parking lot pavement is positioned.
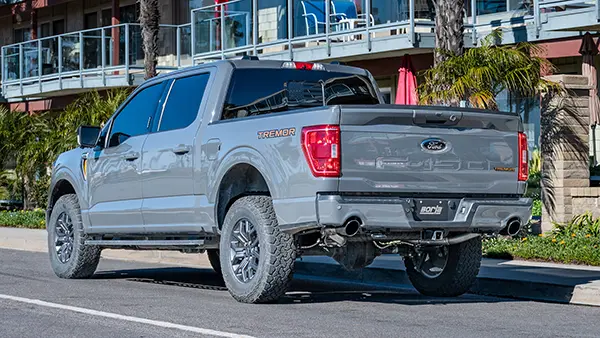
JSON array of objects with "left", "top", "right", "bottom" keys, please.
[
  {"left": 2, "top": 248, "right": 600, "bottom": 338},
  {"left": 297, "top": 255, "right": 600, "bottom": 306},
  {"left": 3, "top": 227, "right": 600, "bottom": 306}
]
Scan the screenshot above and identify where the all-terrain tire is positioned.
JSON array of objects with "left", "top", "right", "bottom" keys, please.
[
  {"left": 47, "top": 194, "right": 101, "bottom": 279},
  {"left": 207, "top": 249, "right": 222, "bottom": 275},
  {"left": 405, "top": 236, "right": 482, "bottom": 297},
  {"left": 220, "top": 196, "right": 296, "bottom": 303}
]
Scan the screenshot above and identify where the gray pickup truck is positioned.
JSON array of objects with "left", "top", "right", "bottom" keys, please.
[{"left": 47, "top": 58, "right": 532, "bottom": 303}]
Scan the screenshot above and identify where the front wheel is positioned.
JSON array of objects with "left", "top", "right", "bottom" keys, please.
[
  {"left": 47, "top": 194, "right": 101, "bottom": 279},
  {"left": 405, "top": 236, "right": 481, "bottom": 297},
  {"left": 219, "top": 196, "right": 296, "bottom": 304}
]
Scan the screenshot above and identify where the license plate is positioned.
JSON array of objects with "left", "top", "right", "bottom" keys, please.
[{"left": 414, "top": 199, "right": 449, "bottom": 221}]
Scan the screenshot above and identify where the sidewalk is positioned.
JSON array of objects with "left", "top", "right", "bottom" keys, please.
[
  {"left": 2, "top": 227, "right": 600, "bottom": 306},
  {"left": 0, "top": 227, "right": 210, "bottom": 267}
]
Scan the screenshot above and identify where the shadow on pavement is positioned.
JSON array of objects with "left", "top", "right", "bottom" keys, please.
[{"left": 92, "top": 266, "right": 513, "bottom": 306}]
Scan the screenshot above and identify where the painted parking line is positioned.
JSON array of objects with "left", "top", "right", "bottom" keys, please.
[{"left": 0, "top": 293, "right": 255, "bottom": 338}]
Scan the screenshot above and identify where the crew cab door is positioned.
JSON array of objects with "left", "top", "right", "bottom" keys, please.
[
  {"left": 86, "top": 82, "right": 167, "bottom": 233},
  {"left": 140, "top": 72, "right": 211, "bottom": 232}
]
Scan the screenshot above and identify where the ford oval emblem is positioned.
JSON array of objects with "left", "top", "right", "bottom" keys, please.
[{"left": 421, "top": 138, "right": 449, "bottom": 153}]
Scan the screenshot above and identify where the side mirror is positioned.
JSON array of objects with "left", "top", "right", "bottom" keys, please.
[{"left": 77, "top": 126, "right": 101, "bottom": 148}]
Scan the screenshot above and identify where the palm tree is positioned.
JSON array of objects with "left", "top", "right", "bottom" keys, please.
[
  {"left": 433, "top": 0, "right": 464, "bottom": 64},
  {"left": 140, "top": 0, "right": 160, "bottom": 79},
  {"left": 0, "top": 89, "right": 131, "bottom": 208},
  {"left": 0, "top": 107, "right": 51, "bottom": 208},
  {"left": 46, "top": 88, "right": 130, "bottom": 157},
  {"left": 419, "top": 31, "right": 561, "bottom": 109}
]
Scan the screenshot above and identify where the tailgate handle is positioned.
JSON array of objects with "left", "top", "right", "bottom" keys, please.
[{"left": 413, "top": 111, "right": 462, "bottom": 126}]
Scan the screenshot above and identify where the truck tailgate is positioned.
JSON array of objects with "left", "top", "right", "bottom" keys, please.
[{"left": 339, "top": 105, "right": 523, "bottom": 195}]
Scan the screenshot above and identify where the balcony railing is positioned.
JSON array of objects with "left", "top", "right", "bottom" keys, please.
[
  {"left": 1, "top": 23, "right": 192, "bottom": 98},
  {"left": 3, "top": 0, "right": 584, "bottom": 99},
  {"left": 534, "top": 0, "right": 600, "bottom": 33},
  {"left": 189, "top": 0, "right": 455, "bottom": 62}
]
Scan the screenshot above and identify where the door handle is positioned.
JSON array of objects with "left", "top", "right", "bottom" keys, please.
[
  {"left": 171, "top": 145, "right": 191, "bottom": 155},
  {"left": 122, "top": 152, "right": 140, "bottom": 161}
]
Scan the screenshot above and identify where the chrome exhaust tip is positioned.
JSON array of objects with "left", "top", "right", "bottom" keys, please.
[
  {"left": 337, "top": 219, "right": 361, "bottom": 237},
  {"left": 500, "top": 218, "right": 521, "bottom": 236}
]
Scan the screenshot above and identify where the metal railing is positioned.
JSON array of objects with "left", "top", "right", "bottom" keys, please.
[
  {"left": 1, "top": 23, "right": 192, "bottom": 96},
  {"left": 190, "top": 0, "right": 439, "bottom": 62},
  {"left": 534, "top": 0, "right": 599, "bottom": 34},
  {"left": 4, "top": 0, "right": 567, "bottom": 98}
]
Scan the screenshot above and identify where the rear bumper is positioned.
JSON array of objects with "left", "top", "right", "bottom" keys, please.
[{"left": 315, "top": 194, "right": 532, "bottom": 233}]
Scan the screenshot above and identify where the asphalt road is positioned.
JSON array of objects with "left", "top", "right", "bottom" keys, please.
[{"left": 1, "top": 249, "right": 600, "bottom": 338}]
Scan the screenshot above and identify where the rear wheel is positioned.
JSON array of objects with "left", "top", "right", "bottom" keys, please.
[
  {"left": 405, "top": 236, "right": 481, "bottom": 297},
  {"left": 47, "top": 194, "right": 101, "bottom": 279},
  {"left": 219, "top": 196, "right": 296, "bottom": 303}
]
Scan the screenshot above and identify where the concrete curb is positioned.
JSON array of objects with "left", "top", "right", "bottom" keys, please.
[{"left": 295, "top": 261, "right": 600, "bottom": 307}]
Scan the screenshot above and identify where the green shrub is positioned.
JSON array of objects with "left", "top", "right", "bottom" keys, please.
[
  {"left": 525, "top": 149, "right": 541, "bottom": 199},
  {"left": 532, "top": 199, "right": 542, "bottom": 217},
  {"left": 483, "top": 212, "right": 600, "bottom": 266},
  {"left": 483, "top": 235, "right": 600, "bottom": 266},
  {"left": 553, "top": 212, "right": 600, "bottom": 238},
  {"left": 31, "top": 175, "right": 50, "bottom": 209},
  {"left": 0, "top": 209, "right": 45, "bottom": 229}
]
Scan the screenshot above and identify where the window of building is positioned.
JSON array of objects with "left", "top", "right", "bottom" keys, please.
[
  {"left": 40, "top": 23, "right": 51, "bottom": 38},
  {"left": 101, "top": 9, "right": 112, "bottom": 26},
  {"left": 222, "top": 68, "right": 379, "bottom": 120},
  {"left": 108, "top": 83, "right": 166, "bottom": 147},
  {"left": 496, "top": 90, "right": 540, "bottom": 153},
  {"left": 85, "top": 12, "right": 99, "bottom": 29},
  {"left": 120, "top": 4, "right": 140, "bottom": 24},
  {"left": 159, "top": 73, "right": 211, "bottom": 132},
  {"left": 14, "top": 28, "right": 31, "bottom": 43},
  {"left": 53, "top": 19, "right": 65, "bottom": 35}
]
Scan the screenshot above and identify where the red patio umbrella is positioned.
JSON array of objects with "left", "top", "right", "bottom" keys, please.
[{"left": 395, "top": 54, "right": 418, "bottom": 105}]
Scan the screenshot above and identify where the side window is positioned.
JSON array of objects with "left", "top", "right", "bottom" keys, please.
[
  {"left": 108, "top": 83, "right": 165, "bottom": 147},
  {"left": 158, "top": 73, "right": 210, "bottom": 132}
]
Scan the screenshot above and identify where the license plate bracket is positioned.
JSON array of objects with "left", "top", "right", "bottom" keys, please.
[{"left": 413, "top": 199, "right": 449, "bottom": 221}]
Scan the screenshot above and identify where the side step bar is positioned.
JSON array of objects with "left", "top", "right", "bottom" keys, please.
[
  {"left": 85, "top": 239, "right": 205, "bottom": 247},
  {"left": 83, "top": 239, "right": 220, "bottom": 250}
]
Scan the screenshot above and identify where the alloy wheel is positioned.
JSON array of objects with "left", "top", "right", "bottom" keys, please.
[
  {"left": 415, "top": 246, "right": 449, "bottom": 279},
  {"left": 229, "top": 218, "right": 260, "bottom": 283},
  {"left": 54, "top": 212, "right": 75, "bottom": 264}
]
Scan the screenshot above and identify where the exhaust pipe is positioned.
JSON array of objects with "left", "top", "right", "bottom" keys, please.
[
  {"left": 407, "top": 233, "right": 480, "bottom": 246},
  {"left": 336, "top": 219, "right": 361, "bottom": 237},
  {"left": 500, "top": 218, "right": 522, "bottom": 236}
]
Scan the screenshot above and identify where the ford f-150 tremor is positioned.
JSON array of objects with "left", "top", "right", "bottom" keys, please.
[{"left": 47, "top": 58, "right": 532, "bottom": 303}]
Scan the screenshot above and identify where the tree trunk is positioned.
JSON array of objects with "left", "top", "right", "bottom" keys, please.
[
  {"left": 434, "top": 0, "right": 465, "bottom": 65},
  {"left": 140, "top": 0, "right": 160, "bottom": 80}
]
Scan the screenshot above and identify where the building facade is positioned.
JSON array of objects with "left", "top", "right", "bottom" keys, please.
[{"left": 1, "top": 0, "right": 599, "bottom": 153}]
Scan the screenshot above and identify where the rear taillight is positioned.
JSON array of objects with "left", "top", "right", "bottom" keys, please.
[
  {"left": 282, "top": 61, "right": 325, "bottom": 71},
  {"left": 518, "top": 132, "right": 528, "bottom": 182},
  {"left": 301, "top": 125, "right": 340, "bottom": 177}
]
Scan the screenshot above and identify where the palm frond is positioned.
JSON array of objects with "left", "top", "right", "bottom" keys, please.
[{"left": 419, "top": 33, "right": 558, "bottom": 109}]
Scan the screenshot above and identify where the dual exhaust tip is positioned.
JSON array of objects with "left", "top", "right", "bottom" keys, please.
[
  {"left": 500, "top": 218, "right": 522, "bottom": 237},
  {"left": 336, "top": 218, "right": 361, "bottom": 237},
  {"left": 336, "top": 217, "right": 522, "bottom": 238}
]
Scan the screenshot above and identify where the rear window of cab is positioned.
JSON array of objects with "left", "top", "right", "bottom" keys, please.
[{"left": 221, "top": 68, "right": 379, "bottom": 120}]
